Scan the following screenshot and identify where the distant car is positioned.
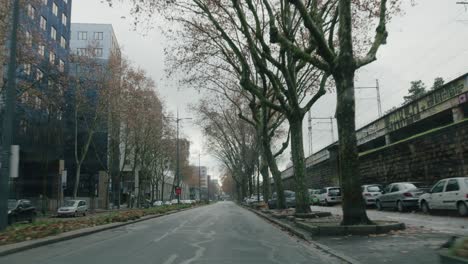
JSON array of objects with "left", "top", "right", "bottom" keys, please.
[
  {"left": 153, "top": 201, "right": 163, "bottom": 206},
  {"left": 57, "top": 200, "right": 88, "bottom": 217},
  {"left": 318, "top": 187, "right": 342, "bottom": 206},
  {"left": 164, "top": 201, "right": 172, "bottom": 206},
  {"left": 8, "top": 199, "right": 37, "bottom": 225},
  {"left": 308, "top": 189, "right": 321, "bottom": 205},
  {"left": 171, "top": 199, "right": 179, "bottom": 204},
  {"left": 419, "top": 177, "right": 468, "bottom": 216},
  {"left": 376, "top": 182, "right": 429, "bottom": 212},
  {"left": 362, "top": 184, "right": 383, "bottom": 206}
]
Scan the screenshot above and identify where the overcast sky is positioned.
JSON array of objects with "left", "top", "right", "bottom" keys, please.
[{"left": 71, "top": 0, "right": 468, "bottom": 179}]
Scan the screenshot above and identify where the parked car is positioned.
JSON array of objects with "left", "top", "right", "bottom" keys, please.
[
  {"left": 419, "top": 177, "right": 468, "bottom": 216},
  {"left": 171, "top": 199, "right": 179, "bottom": 204},
  {"left": 362, "top": 184, "right": 383, "bottom": 206},
  {"left": 318, "top": 187, "right": 342, "bottom": 206},
  {"left": 57, "top": 200, "right": 88, "bottom": 217},
  {"left": 164, "top": 201, "right": 172, "bottom": 206},
  {"left": 376, "top": 182, "right": 429, "bottom": 212},
  {"left": 153, "top": 201, "right": 163, "bottom": 206},
  {"left": 268, "top": 191, "right": 295, "bottom": 209},
  {"left": 308, "top": 189, "right": 321, "bottom": 205},
  {"left": 8, "top": 199, "right": 37, "bottom": 225}
]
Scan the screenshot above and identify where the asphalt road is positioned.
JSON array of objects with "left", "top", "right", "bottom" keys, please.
[{"left": 0, "top": 202, "right": 340, "bottom": 264}]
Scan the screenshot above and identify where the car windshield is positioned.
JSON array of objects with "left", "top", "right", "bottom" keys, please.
[
  {"left": 329, "top": 188, "right": 341, "bottom": 196},
  {"left": 367, "top": 186, "right": 382, "bottom": 192},
  {"left": 63, "top": 201, "right": 77, "bottom": 207},
  {"left": 8, "top": 200, "right": 17, "bottom": 210}
]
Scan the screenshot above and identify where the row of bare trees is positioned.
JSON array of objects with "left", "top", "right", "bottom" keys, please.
[{"left": 121, "top": 0, "right": 399, "bottom": 225}]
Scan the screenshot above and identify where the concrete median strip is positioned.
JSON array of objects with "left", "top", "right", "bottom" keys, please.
[
  {"left": 242, "top": 206, "right": 363, "bottom": 264},
  {"left": 0, "top": 206, "right": 199, "bottom": 257}
]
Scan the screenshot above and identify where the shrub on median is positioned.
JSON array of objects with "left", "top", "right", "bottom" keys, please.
[{"left": 0, "top": 203, "right": 195, "bottom": 246}]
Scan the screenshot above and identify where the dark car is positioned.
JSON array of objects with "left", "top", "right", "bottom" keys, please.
[
  {"left": 8, "top": 199, "right": 37, "bottom": 225},
  {"left": 268, "top": 190, "right": 296, "bottom": 209},
  {"left": 376, "top": 182, "right": 430, "bottom": 212}
]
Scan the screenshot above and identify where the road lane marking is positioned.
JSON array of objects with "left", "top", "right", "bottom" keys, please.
[{"left": 162, "top": 254, "right": 178, "bottom": 264}]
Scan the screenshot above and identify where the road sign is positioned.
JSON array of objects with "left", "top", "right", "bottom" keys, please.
[{"left": 175, "top": 186, "right": 182, "bottom": 195}]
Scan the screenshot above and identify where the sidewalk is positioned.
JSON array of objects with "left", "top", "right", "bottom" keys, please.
[{"left": 309, "top": 205, "right": 456, "bottom": 264}]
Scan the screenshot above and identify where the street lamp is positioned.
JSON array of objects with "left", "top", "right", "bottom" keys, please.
[{"left": 167, "top": 110, "right": 191, "bottom": 204}]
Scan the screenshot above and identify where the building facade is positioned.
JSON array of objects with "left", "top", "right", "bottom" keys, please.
[
  {"left": 2, "top": 0, "right": 73, "bottom": 202},
  {"left": 65, "top": 23, "right": 121, "bottom": 205}
]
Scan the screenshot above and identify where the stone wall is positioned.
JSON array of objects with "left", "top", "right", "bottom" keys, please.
[
  {"left": 281, "top": 119, "right": 468, "bottom": 190},
  {"left": 359, "top": 119, "right": 468, "bottom": 186}
]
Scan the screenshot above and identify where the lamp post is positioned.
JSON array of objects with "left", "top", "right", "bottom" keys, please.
[
  {"left": 0, "top": 0, "right": 20, "bottom": 231},
  {"left": 172, "top": 110, "right": 191, "bottom": 204}
]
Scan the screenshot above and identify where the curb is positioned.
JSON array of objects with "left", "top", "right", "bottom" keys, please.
[
  {"left": 242, "top": 206, "right": 362, "bottom": 264},
  {"left": 295, "top": 221, "right": 405, "bottom": 236},
  {"left": 0, "top": 206, "right": 201, "bottom": 257}
]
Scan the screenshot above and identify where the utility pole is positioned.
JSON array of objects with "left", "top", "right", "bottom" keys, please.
[
  {"left": 173, "top": 109, "right": 191, "bottom": 204},
  {"left": 355, "top": 79, "right": 383, "bottom": 117},
  {"left": 1, "top": 0, "right": 20, "bottom": 231},
  {"left": 308, "top": 117, "right": 335, "bottom": 154},
  {"left": 198, "top": 151, "right": 201, "bottom": 201},
  {"left": 307, "top": 111, "right": 312, "bottom": 156}
]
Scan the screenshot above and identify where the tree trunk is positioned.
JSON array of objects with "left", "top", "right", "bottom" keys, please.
[
  {"left": 335, "top": 74, "right": 372, "bottom": 225},
  {"left": 259, "top": 156, "right": 270, "bottom": 202},
  {"left": 73, "top": 165, "right": 81, "bottom": 199},
  {"left": 263, "top": 140, "right": 286, "bottom": 209},
  {"left": 289, "top": 116, "right": 310, "bottom": 213},
  {"left": 241, "top": 174, "right": 248, "bottom": 199}
]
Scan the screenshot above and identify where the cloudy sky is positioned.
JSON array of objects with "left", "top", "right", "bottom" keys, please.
[{"left": 71, "top": 0, "right": 468, "bottom": 179}]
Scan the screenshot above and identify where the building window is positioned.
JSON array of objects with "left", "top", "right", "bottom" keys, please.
[
  {"left": 40, "top": 16, "right": 47, "bottom": 30},
  {"left": 94, "top": 32, "right": 103, "bottom": 40},
  {"left": 27, "top": 4, "right": 35, "bottom": 19},
  {"left": 59, "top": 60, "right": 65, "bottom": 72},
  {"left": 77, "top": 48, "right": 87, "bottom": 56},
  {"left": 78, "top": 31, "right": 87, "bottom": 40},
  {"left": 94, "top": 48, "right": 103, "bottom": 57},
  {"left": 60, "top": 36, "right": 66, "bottom": 48},
  {"left": 49, "top": 52, "right": 55, "bottom": 64},
  {"left": 25, "top": 31, "right": 32, "bottom": 47},
  {"left": 62, "top": 14, "right": 67, "bottom": 26},
  {"left": 36, "top": 69, "right": 44, "bottom": 81},
  {"left": 23, "top": 64, "right": 31, "bottom": 76},
  {"left": 51, "top": 27, "right": 57, "bottom": 40},
  {"left": 38, "top": 45, "right": 45, "bottom": 57},
  {"left": 52, "top": 2, "right": 58, "bottom": 16}
]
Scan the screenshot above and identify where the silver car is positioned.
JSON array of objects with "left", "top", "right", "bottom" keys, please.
[
  {"left": 57, "top": 200, "right": 88, "bottom": 217},
  {"left": 376, "top": 182, "right": 429, "bottom": 212},
  {"left": 362, "top": 184, "right": 383, "bottom": 206}
]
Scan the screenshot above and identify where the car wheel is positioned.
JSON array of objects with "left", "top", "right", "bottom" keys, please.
[
  {"left": 83, "top": 210, "right": 87, "bottom": 216},
  {"left": 74, "top": 211, "right": 78, "bottom": 217},
  {"left": 421, "top": 201, "right": 430, "bottom": 214},
  {"left": 458, "top": 202, "right": 468, "bottom": 217},
  {"left": 325, "top": 199, "right": 329, "bottom": 206},
  {"left": 376, "top": 200, "right": 383, "bottom": 211},
  {"left": 397, "top": 201, "right": 405, "bottom": 212}
]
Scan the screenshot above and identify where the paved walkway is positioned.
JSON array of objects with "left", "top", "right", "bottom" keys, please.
[{"left": 310, "top": 205, "right": 468, "bottom": 235}]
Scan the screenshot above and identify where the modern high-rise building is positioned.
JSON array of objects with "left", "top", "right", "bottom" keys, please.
[
  {"left": 1, "top": 0, "right": 73, "bottom": 199},
  {"left": 65, "top": 23, "right": 121, "bottom": 202},
  {"left": 70, "top": 23, "right": 121, "bottom": 63}
]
